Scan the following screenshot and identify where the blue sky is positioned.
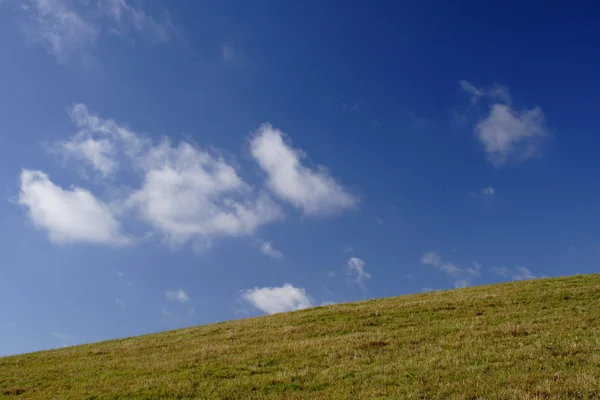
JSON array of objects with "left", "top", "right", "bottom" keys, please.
[{"left": 1, "top": 0, "right": 599, "bottom": 356}]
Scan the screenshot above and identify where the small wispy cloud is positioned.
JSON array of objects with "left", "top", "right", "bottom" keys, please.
[
  {"left": 512, "top": 267, "right": 538, "bottom": 281},
  {"left": 347, "top": 257, "right": 371, "bottom": 288},
  {"left": 481, "top": 187, "right": 495, "bottom": 197},
  {"left": 420, "top": 251, "right": 441, "bottom": 267},
  {"left": 459, "top": 80, "right": 511, "bottom": 105},
  {"left": 166, "top": 289, "right": 190, "bottom": 304},
  {"left": 420, "top": 252, "right": 482, "bottom": 286},
  {"left": 8, "top": 0, "right": 173, "bottom": 64},
  {"left": 492, "top": 266, "right": 544, "bottom": 281},
  {"left": 51, "top": 331, "right": 68, "bottom": 340},
  {"left": 116, "top": 298, "right": 125, "bottom": 308},
  {"left": 440, "top": 262, "right": 462, "bottom": 277},
  {"left": 466, "top": 261, "right": 482, "bottom": 277},
  {"left": 220, "top": 43, "right": 239, "bottom": 62},
  {"left": 257, "top": 240, "right": 283, "bottom": 260}
]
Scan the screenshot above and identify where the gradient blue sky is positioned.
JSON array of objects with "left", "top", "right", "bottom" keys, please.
[{"left": 1, "top": 0, "right": 599, "bottom": 356}]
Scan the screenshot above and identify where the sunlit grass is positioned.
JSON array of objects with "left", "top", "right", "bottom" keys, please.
[{"left": 1, "top": 274, "right": 599, "bottom": 399}]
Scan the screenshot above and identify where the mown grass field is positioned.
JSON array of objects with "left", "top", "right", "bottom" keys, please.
[{"left": 1, "top": 274, "right": 599, "bottom": 399}]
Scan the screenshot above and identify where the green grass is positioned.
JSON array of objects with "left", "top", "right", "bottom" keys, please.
[{"left": 2, "top": 275, "right": 600, "bottom": 399}]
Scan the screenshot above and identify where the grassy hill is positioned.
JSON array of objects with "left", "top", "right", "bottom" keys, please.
[{"left": 1, "top": 275, "right": 599, "bottom": 399}]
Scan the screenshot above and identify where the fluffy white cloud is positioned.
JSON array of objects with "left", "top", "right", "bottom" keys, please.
[
  {"left": 258, "top": 240, "right": 283, "bottom": 260},
  {"left": 20, "top": 104, "right": 358, "bottom": 250},
  {"left": 10, "top": 0, "right": 170, "bottom": 62},
  {"left": 347, "top": 257, "right": 371, "bottom": 287},
  {"left": 481, "top": 187, "right": 495, "bottom": 197},
  {"left": 166, "top": 289, "right": 190, "bottom": 304},
  {"left": 459, "top": 81, "right": 548, "bottom": 165},
  {"left": 250, "top": 124, "right": 357, "bottom": 215},
  {"left": 476, "top": 104, "right": 547, "bottom": 165},
  {"left": 127, "top": 142, "right": 282, "bottom": 246},
  {"left": 53, "top": 104, "right": 283, "bottom": 247},
  {"left": 241, "top": 284, "right": 314, "bottom": 314},
  {"left": 18, "top": 169, "right": 128, "bottom": 245},
  {"left": 420, "top": 251, "right": 441, "bottom": 267}
]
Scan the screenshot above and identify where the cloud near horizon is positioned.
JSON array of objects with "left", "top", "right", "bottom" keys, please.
[
  {"left": 240, "top": 283, "right": 314, "bottom": 314},
  {"left": 420, "top": 251, "right": 483, "bottom": 287}
]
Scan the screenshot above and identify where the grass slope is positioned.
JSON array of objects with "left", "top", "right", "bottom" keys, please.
[{"left": 2, "top": 275, "right": 600, "bottom": 399}]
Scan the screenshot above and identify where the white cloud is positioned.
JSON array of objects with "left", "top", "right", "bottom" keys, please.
[
  {"left": 126, "top": 142, "right": 282, "bottom": 247},
  {"left": 420, "top": 251, "right": 441, "bottom": 267},
  {"left": 52, "top": 104, "right": 283, "bottom": 248},
  {"left": 241, "top": 283, "right": 314, "bottom": 314},
  {"left": 18, "top": 169, "right": 128, "bottom": 245},
  {"left": 512, "top": 267, "right": 537, "bottom": 281},
  {"left": 493, "top": 266, "right": 541, "bottom": 281},
  {"left": 11, "top": 0, "right": 171, "bottom": 63},
  {"left": 475, "top": 104, "right": 547, "bottom": 165},
  {"left": 20, "top": 104, "right": 358, "bottom": 251},
  {"left": 459, "top": 81, "right": 548, "bottom": 165},
  {"left": 258, "top": 240, "right": 283, "bottom": 260},
  {"left": 166, "top": 288, "right": 190, "bottom": 304},
  {"left": 466, "top": 261, "right": 482, "bottom": 277},
  {"left": 440, "top": 262, "right": 462, "bottom": 277},
  {"left": 115, "top": 298, "right": 125, "bottom": 308},
  {"left": 492, "top": 266, "right": 510, "bottom": 277},
  {"left": 347, "top": 257, "right": 371, "bottom": 287},
  {"left": 98, "top": 0, "right": 169, "bottom": 41},
  {"left": 55, "top": 103, "right": 147, "bottom": 176},
  {"left": 459, "top": 80, "right": 511, "bottom": 105},
  {"left": 20, "top": 0, "right": 99, "bottom": 63},
  {"left": 250, "top": 124, "right": 357, "bottom": 215},
  {"left": 454, "top": 280, "right": 469, "bottom": 289},
  {"left": 481, "top": 187, "right": 495, "bottom": 197},
  {"left": 421, "top": 252, "right": 477, "bottom": 282}
]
